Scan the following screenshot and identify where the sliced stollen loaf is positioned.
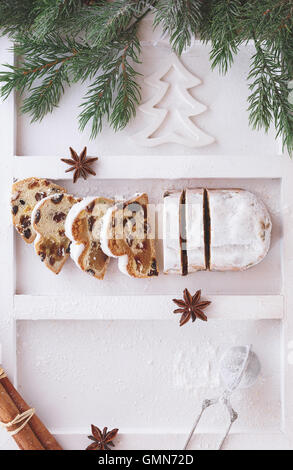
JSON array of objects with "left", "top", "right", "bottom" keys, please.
[
  {"left": 163, "top": 187, "right": 272, "bottom": 274},
  {"left": 11, "top": 177, "right": 66, "bottom": 243},
  {"left": 163, "top": 189, "right": 206, "bottom": 274},
  {"left": 32, "top": 193, "right": 81, "bottom": 274},
  {"left": 207, "top": 189, "right": 272, "bottom": 271},
  {"left": 65, "top": 196, "right": 114, "bottom": 279},
  {"left": 100, "top": 193, "right": 158, "bottom": 278}
]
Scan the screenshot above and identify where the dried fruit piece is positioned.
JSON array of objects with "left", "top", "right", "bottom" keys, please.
[
  {"left": 34, "top": 210, "right": 41, "bottom": 224},
  {"left": 87, "top": 201, "right": 95, "bottom": 213},
  {"left": 35, "top": 192, "right": 47, "bottom": 201},
  {"left": 53, "top": 212, "right": 66, "bottom": 223},
  {"left": 23, "top": 229, "right": 32, "bottom": 240},
  {"left": 51, "top": 194, "right": 64, "bottom": 204},
  {"left": 148, "top": 259, "right": 158, "bottom": 277},
  {"left": 88, "top": 216, "right": 95, "bottom": 232},
  {"left": 28, "top": 181, "right": 39, "bottom": 189},
  {"left": 20, "top": 215, "right": 30, "bottom": 228}
]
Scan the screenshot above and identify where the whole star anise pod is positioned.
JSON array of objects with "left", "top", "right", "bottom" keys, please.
[
  {"left": 173, "top": 289, "right": 211, "bottom": 327},
  {"left": 61, "top": 146, "right": 98, "bottom": 183},
  {"left": 86, "top": 425, "right": 119, "bottom": 450}
]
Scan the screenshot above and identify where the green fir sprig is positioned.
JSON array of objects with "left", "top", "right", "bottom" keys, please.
[
  {"left": 154, "top": 0, "right": 203, "bottom": 55},
  {"left": 0, "top": 0, "right": 293, "bottom": 154}
]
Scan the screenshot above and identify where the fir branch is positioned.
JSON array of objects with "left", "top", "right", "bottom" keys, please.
[
  {"left": 31, "top": 0, "right": 84, "bottom": 40},
  {"left": 21, "top": 67, "right": 70, "bottom": 122},
  {"left": 241, "top": 0, "right": 293, "bottom": 43},
  {"left": 205, "top": 0, "right": 243, "bottom": 74},
  {"left": 79, "top": 36, "right": 141, "bottom": 138},
  {"left": 0, "top": 0, "right": 35, "bottom": 37},
  {"left": 73, "top": 1, "right": 154, "bottom": 47},
  {"left": 248, "top": 39, "right": 293, "bottom": 154},
  {"left": 111, "top": 43, "right": 142, "bottom": 130},
  {"left": 78, "top": 1, "right": 135, "bottom": 47},
  {"left": 0, "top": 0, "right": 293, "bottom": 153},
  {"left": 154, "top": 0, "right": 203, "bottom": 55},
  {"left": 0, "top": 35, "right": 80, "bottom": 98}
]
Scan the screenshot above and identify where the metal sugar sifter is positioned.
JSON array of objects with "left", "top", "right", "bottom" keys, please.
[{"left": 183, "top": 345, "right": 261, "bottom": 450}]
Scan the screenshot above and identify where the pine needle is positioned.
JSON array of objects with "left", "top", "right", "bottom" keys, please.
[{"left": 0, "top": 0, "right": 293, "bottom": 153}]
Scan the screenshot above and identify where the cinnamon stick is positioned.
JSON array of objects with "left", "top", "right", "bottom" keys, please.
[
  {"left": 1, "top": 376, "right": 62, "bottom": 450},
  {"left": 0, "top": 382, "right": 44, "bottom": 450}
]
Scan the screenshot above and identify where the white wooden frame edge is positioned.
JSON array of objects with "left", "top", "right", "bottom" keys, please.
[{"left": 1, "top": 36, "right": 292, "bottom": 450}]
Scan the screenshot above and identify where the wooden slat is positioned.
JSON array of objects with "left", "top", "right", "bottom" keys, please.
[
  {"left": 13, "top": 155, "right": 283, "bottom": 180},
  {"left": 14, "top": 294, "right": 283, "bottom": 321},
  {"left": 52, "top": 431, "right": 290, "bottom": 450},
  {"left": 0, "top": 36, "right": 17, "bottom": 384}
]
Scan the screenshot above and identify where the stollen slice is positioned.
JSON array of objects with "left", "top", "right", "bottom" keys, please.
[
  {"left": 185, "top": 188, "right": 206, "bottom": 272},
  {"left": 11, "top": 177, "right": 66, "bottom": 244},
  {"left": 100, "top": 193, "right": 158, "bottom": 278},
  {"left": 32, "top": 193, "right": 81, "bottom": 274},
  {"left": 163, "top": 189, "right": 206, "bottom": 275},
  {"left": 65, "top": 196, "right": 114, "bottom": 279},
  {"left": 163, "top": 190, "right": 182, "bottom": 274}
]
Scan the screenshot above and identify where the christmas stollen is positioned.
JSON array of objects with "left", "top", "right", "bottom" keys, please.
[
  {"left": 163, "top": 189, "right": 206, "bottom": 274},
  {"left": 207, "top": 189, "right": 272, "bottom": 271},
  {"left": 65, "top": 196, "right": 114, "bottom": 279},
  {"left": 32, "top": 193, "right": 81, "bottom": 274},
  {"left": 11, "top": 178, "right": 66, "bottom": 244},
  {"left": 100, "top": 193, "right": 158, "bottom": 278},
  {"left": 163, "top": 188, "right": 272, "bottom": 274}
]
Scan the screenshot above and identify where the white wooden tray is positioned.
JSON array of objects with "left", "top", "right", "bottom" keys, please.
[{"left": 0, "top": 34, "right": 292, "bottom": 450}]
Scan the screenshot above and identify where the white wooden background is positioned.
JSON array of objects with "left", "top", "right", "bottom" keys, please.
[{"left": 0, "top": 18, "right": 293, "bottom": 450}]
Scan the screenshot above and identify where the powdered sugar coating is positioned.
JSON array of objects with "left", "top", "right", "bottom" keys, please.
[
  {"left": 118, "top": 254, "right": 131, "bottom": 277},
  {"left": 70, "top": 241, "right": 84, "bottom": 268},
  {"left": 163, "top": 188, "right": 272, "bottom": 274},
  {"left": 163, "top": 191, "right": 182, "bottom": 274},
  {"left": 208, "top": 189, "right": 272, "bottom": 271},
  {"left": 185, "top": 188, "right": 205, "bottom": 272},
  {"left": 65, "top": 197, "right": 97, "bottom": 270},
  {"left": 100, "top": 205, "right": 118, "bottom": 258}
]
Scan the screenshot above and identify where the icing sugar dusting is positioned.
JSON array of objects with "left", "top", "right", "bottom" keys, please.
[{"left": 173, "top": 343, "right": 220, "bottom": 393}]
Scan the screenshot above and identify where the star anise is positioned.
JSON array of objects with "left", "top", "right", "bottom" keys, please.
[
  {"left": 61, "top": 146, "right": 98, "bottom": 183},
  {"left": 173, "top": 289, "right": 211, "bottom": 327},
  {"left": 86, "top": 425, "right": 119, "bottom": 451}
]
